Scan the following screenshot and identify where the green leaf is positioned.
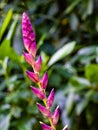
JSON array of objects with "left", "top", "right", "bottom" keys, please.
[
  {"left": 70, "top": 76, "right": 90, "bottom": 89},
  {"left": 37, "top": 34, "right": 46, "bottom": 49},
  {"left": 0, "top": 9, "right": 13, "bottom": 40},
  {"left": 48, "top": 41, "right": 76, "bottom": 66},
  {"left": 66, "top": 92, "right": 75, "bottom": 116},
  {"left": 64, "top": 0, "right": 81, "bottom": 14},
  {"left": 85, "top": 64, "right": 98, "bottom": 83},
  {"left": 76, "top": 99, "right": 88, "bottom": 115},
  {"left": 0, "top": 114, "right": 11, "bottom": 130},
  {"left": 0, "top": 40, "right": 20, "bottom": 63}
]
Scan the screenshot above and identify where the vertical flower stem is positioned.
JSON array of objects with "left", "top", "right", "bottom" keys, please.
[{"left": 37, "top": 82, "right": 56, "bottom": 130}]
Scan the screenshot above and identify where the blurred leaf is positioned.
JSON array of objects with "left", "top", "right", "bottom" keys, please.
[
  {"left": 0, "top": 40, "right": 20, "bottom": 63},
  {"left": 65, "top": 0, "right": 81, "bottom": 14},
  {"left": 37, "top": 34, "right": 46, "bottom": 49},
  {"left": 0, "top": 9, "right": 13, "bottom": 40},
  {"left": 69, "top": 14, "right": 78, "bottom": 30},
  {"left": 6, "top": 17, "right": 18, "bottom": 40},
  {"left": 0, "top": 114, "right": 11, "bottom": 130},
  {"left": 48, "top": 41, "right": 76, "bottom": 66},
  {"left": 76, "top": 99, "right": 88, "bottom": 115},
  {"left": 82, "top": 0, "right": 93, "bottom": 20},
  {"left": 85, "top": 64, "right": 98, "bottom": 83},
  {"left": 66, "top": 92, "right": 75, "bottom": 116},
  {"left": 70, "top": 76, "right": 90, "bottom": 90}
]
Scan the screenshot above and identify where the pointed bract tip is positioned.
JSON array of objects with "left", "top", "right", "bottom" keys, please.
[
  {"left": 40, "top": 122, "right": 53, "bottom": 130},
  {"left": 52, "top": 105, "right": 60, "bottom": 126},
  {"left": 63, "top": 125, "right": 68, "bottom": 130}
]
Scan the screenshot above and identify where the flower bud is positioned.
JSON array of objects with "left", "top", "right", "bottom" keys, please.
[
  {"left": 47, "top": 88, "right": 54, "bottom": 108},
  {"left": 23, "top": 52, "right": 34, "bottom": 66},
  {"left": 40, "top": 72, "right": 48, "bottom": 89},
  {"left": 26, "top": 70, "right": 39, "bottom": 83},
  {"left": 22, "top": 12, "right": 37, "bottom": 57},
  {"left": 40, "top": 122, "right": 53, "bottom": 130},
  {"left": 34, "top": 55, "right": 42, "bottom": 73},
  {"left": 37, "top": 103, "right": 51, "bottom": 117},
  {"left": 31, "top": 86, "right": 45, "bottom": 100},
  {"left": 52, "top": 106, "right": 60, "bottom": 126}
]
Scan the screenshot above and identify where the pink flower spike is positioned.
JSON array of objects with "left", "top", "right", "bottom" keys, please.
[
  {"left": 37, "top": 103, "right": 51, "bottom": 117},
  {"left": 26, "top": 70, "right": 39, "bottom": 83},
  {"left": 31, "top": 86, "right": 45, "bottom": 100},
  {"left": 47, "top": 88, "right": 54, "bottom": 108},
  {"left": 22, "top": 12, "right": 37, "bottom": 56},
  {"left": 63, "top": 125, "right": 68, "bottom": 130},
  {"left": 40, "top": 122, "right": 53, "bottom": 130},
  {"left": 23, "top": 52, "right": 34, "bottom": 66},
  {"left": 34, "top": 55, "right": 42, "bottom": 73},
  {"left": 40, "top": 72, "right": 48, "bottom": 89},
  {"left": 52, "top": 106, "right": 60, "bottom": 126}
]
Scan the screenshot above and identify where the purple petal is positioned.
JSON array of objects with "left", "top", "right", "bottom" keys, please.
[
  {"left": 47, "top": 88, "right": 54, "bottom": 108},
  {"left": 40, "top": 122, "right": 53, "bottom": 130},
  {"left": 52, "top": 106, "right": 60, "bottom": 126},
  {"left": 34, "top": 55, "right": 42, "bottom": 73},
  {"left": 62, "top": 125, "right": 68, "bottom": 130},
  {"left": 37, "top": 103, "right": 51, "bottom": 117},
  {"left": 31, "top": 86, "right": 45, "bottom": 100},
  {"left": 23, "top": 51, "right": 34, "bottom": 66},
  {"left": 26, "top": 70, "right": 39, "bottom": 83},
  {"left": 40, "top": 72, "right": 48, "bottom": 89}
]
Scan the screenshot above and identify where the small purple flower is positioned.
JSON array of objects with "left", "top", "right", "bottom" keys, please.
[
  {"left": 31, "top": 86, "right": 45, "bottom": 100},
  {"left": 34, "top": 55, "right": 42, "bottom": 73},
  {"left": 47, "top": 88, "right": 54, "bottom": 108},
  {"left": 40, "top": 122, "right": 53, "bottom": 130},
  {"left": 23, "top": 52, "right": 34, "bottom": 66},
  {"left": 26, "top": 70, "right": 39, "bottom": 83},
  {"left": 37, "top": 103, "right": 51, "bottom": 117},
  {"left": 40, "top": 72, "right": 48, "bottom": 89},
  {"left": 52, "top": 106, "right": 60, "bottom": 126}
]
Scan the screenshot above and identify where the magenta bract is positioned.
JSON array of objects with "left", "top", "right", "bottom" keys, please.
[
  {"left": 52, "top": 106, "right": 60, "bottom": 126},
  {"left": 40, "top": 72, "right": 48, "bottom": 89},
  {"left": 40, "top": 122, "right": 53, "bottom": 130},
  {"left": 47, "top": 88, "right": 54, "bottom": 108},
  {"left": 29, "top": 42, "right": 37, "bottom": 57},
  {"left": 37, "top": 103, "right": 51, "bottom": 117},
  {"left": 26, "top": 70, "right": 39, "bottom": 83},
  {"left": 23, "top": 52, "right": 34, "bottom": 66},
  {"left": 31, "top": 86, "right": 45, "bottom": 100},
  {"left": 34, "top": 55, "right": 42, "bottom": 73}
]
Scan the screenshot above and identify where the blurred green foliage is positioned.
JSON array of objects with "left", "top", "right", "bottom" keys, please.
[{"left": 0, "top": 0, "right": 98, "bottom": 130}]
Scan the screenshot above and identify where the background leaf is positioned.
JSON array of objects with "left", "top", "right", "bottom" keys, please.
[
  {"left": 48, "top": 41, "right": 76, "bottom": 66},
  {"left": 0, "top": 114, "right": 11, "bottom": 130},
  {"left": 0, "top": 9, "right": 13, "bottom": 40}
]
